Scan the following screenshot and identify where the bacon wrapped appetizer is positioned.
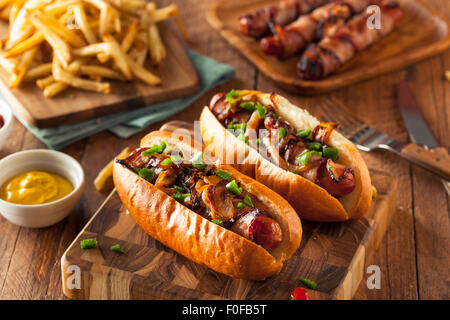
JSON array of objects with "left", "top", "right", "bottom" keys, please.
[
  {"left": 297, "top": 1, "right": 403, "bottom": 79},
  {"left": 200, "top": 90, "right": 373, "bottom": 222},
  {"left": 239, "top": 0, "right": 330, "bottom": 38},
  {"left": 260, "top": 0, "right": 376, "bottom": 58},
  {"left": 113, "top": 131, "right": 302, "bottom": 280}
]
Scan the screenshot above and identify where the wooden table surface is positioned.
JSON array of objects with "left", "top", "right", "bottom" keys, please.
[{"left": 0, "top": 0, "right": 448, "bottom": 300}]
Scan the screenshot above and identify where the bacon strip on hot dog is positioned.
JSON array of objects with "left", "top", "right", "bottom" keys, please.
[
  {"left": 297, "top": 1, "right": 403, "bottom": 79},
  {"left": 239, "top": 0, "right": 330, "bottom": 38}
]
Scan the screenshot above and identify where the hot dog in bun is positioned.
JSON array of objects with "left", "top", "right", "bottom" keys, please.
[
  {"left": 200, "top": 90, "right": 372, "bottom": 222},
  {"left": 113, "top": 131, "right": 302, "bottom": 280}
]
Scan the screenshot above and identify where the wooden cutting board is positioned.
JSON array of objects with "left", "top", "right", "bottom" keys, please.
[
  {"left": 207, "top": 0, "right": 450, "bottom": 94},
  {"left": 0, "top": 22, "right": 199, "bottom": 128},
  {"left": 60, "top": 121, "right": 398, "bottom": 300}
]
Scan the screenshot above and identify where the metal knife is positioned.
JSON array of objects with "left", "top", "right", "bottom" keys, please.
[{"left": 397, "top": 81, "right": 450, "bottom": 193}]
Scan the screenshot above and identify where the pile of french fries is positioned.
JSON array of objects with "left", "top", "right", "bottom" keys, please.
[{"left": 0, "top": 0, "right": 188, "bottom": 97}]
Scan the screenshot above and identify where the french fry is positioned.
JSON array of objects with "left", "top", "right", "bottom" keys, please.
[
  {"left": 0, "top": 0, "right": 14, "bottom": 11},
  {"left": 32, "top": 10, "right": 85, "bottom": 48},
  {"left": 94, "top": 147, "right": 132, "bottom": 191},
  {"left": 0, "top": 54, "right": 19, "bottom": 74},
  {"left": 125, "top": 54, "right": 160, "bottom": 85},
  {"left": 80, "top": 65, "right": 125, "bottom": 81},
  {"left": 45, "top": 58, "right": 89, "bottom": 97},
  {"left": 148, "top": 23, "right": 165, "bottom": 65},
  {"left": 0, "top": 6, "right": 11, "bottom": 20},
  {"left": 102, "top": 35, "right": 132, "bottom": 79},
  {"left": 72, "top": 3, "right": 97, "bottom": 44},
  {"left": 52, "top": 58, "right": 110, "bottom": 93},
  {"left": 148, "top": 4, "right": 178, "bottom": 23},
  {"left": 7, "top": 0, "right": 41, "bottom": 48},
  {"left": 9, "top": 46, "right": 37, "bottom": 88},
  {"left": 24, "top": 62, "right": 52, "bottom": 80},
  {"left": 5, "top": 32, "right": 44, "bottom": 58},
  {"left": 0, "top": 0, "right": 187, "bottom": 96},
  {"left": 28, "top": 12, "right": 71, "bottom": 68},
  {"left": 121, "top": 20, "right": 139, "bottom": 52},
  {"left": 44, "top": 0, "right": 80, "bottom": 16},
  {"left": 36, "top": 75, "right": 55, "bottom": 89},
  {"left": 173, "top": 9, "right": 189, "bottom": 41},
  {"left": 9, "top": 0, "right": 26, "bottom": 25}
]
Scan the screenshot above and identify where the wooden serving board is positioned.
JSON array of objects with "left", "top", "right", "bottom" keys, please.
[
  {"left": 0, "top": 22, "right": 199, "bottom": 128},
  {"left": 61, "top": 121, "right": 398, "bottom": 300},
  {"left": 207, "top": 0, "right": 450, "bottom": 95}
]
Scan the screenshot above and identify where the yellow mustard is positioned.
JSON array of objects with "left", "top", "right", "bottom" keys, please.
[{"left": 0, "top": 171, "right": 74, "bottom": 205}]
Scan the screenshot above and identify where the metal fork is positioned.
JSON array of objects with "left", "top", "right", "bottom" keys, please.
[
  {"left": 315, "top": 96, "right": 406, "bottom": 154},
  {"left": 314, "top": 97, "right": 450, "bottom": 191}
]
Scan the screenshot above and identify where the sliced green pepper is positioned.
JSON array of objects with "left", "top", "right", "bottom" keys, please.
[
  {"left": 323, "top": 147, "right": 338, "bottom": 160},
  {"left": 226, "top": 180, "right": 242, "bottom": 196},
  {"left": 297, "top": 129, "right": 311, "bottom": 139},
  {"left": 243, "top": 195, "right": 254, "bottom": 207},
  {"left": 216, "top": 169, "right": 232, "bottom": 180}
]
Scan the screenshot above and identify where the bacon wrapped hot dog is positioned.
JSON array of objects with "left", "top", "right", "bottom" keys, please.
[
  {"left": 113, "top": 131, "right": 302, "bottom": 280},
  {"left": 260, "top": 0, "right": 376, "bottom": 58},
  {"left": 200, "top": 90, "right": 373, "bottom": 222},
  {"left": 297, "top": 1, "right": 403, "bottom": 79},
  {"left": 239, "top": 0, "right": 330, "bottom": 38}
]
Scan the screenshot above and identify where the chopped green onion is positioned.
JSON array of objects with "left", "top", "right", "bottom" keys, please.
[
  {"left": 138, "top": 168, "right": 155, "bottom": 181},
  {"left": 217, "top": 169, "right": 232, "bottom": 180},
  {"left": 141, "top": 146, "right": 159, "bottom": 156},
  {"left": 238, "top": 133, "right": 248, "bottom": 143},
  {"left": 226, "top": 180, "right": 242, "bottom": 196},
  {"left": 192, "top": 152, "right": 207, "bottom": 170},
  {"left": 227, "top": 120, "right": 236, "bottom": 129},
  {"left": 279, "top": 127, "right": 286, "bottom": 139},
  {"left": 300, "top": 278, "right": 317, "bottom": 290},
  {"left": 256, "top": 138, "right": 260, "bottom": 144},
  {"left": 243, "top": 195, "right": 254, "bottom": 207},
  {"left": 234, "top": 122, "right": 246, "bottom": 133},
  {"left": 172, "top": 192, "right": 191, "bottom": 203},
  {"left": 211, "top": 219, "right": 225, "bottom": 227},
  {"left": 257, "top": 104, "right": 267, "bottom": 118},
  {"left": 296, "top": 150, "right": 322, "bottom": 165},
  {"left": 170, "top": 154, "right": 182, "bottom": 163},
  {"left": 226, "top": 89, "right": 239, "bottom": 106},
  {"left": 80, "top": 239, "right": 98, "bottom": 249},
  {"left": 159, "top": 141, "right": 167, "bottom": 152},
  {"left": 228, "top": 122, "right": 247, "bottom": 135},
  {"left": 297, "top": 129, "right": 311, "bottom": 139},
  {"left": 110, "top": 244, "right": 124, "bottom": 253},
  {"left": 323, "top": 147, "right": 338, "bottom": 160},
  {"left": 235, "top": 202, "right": 245, "bottom": 208},
  {"left": 240, "top": 101, "right": 256, "bottom": 112},
  {"left": 160, "top": 158, "right": 172, "bottom": 166},
  {"left": 174, "top": 185, "right": 185, "bottom": 192},
  {"left": 142, "top": 141, "right": 167, "bottom": 156},
  {"left": 307, "top": 142, "right": 322, "bottom": 151}
]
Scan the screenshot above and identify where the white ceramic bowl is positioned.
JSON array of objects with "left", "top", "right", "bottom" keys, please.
[
  {"left": 0, "top": 98, "right": 13, "bottom": 150},
  {"left": 0, "top": 150, "right": 85, "bottom": 228}
]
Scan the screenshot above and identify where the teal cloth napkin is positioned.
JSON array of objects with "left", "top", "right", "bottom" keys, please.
[{"left": 7, "top": 49, "right": 234, "bottom": 150}]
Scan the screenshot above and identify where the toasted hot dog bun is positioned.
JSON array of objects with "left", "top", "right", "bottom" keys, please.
[
  {"left": 113, "top": 131, "right": 302, "bottom": 280},
  {"left": 200, "top": 90, "right": 372, "bottom": 222}
]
